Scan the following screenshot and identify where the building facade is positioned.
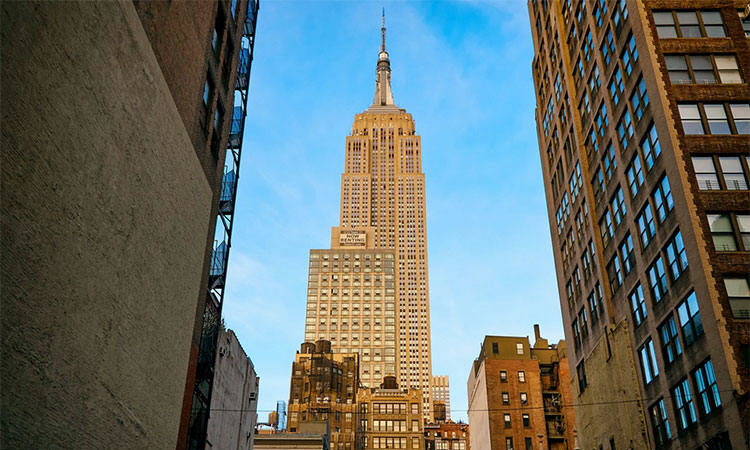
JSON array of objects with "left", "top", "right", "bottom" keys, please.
[
  {"left": 424, "top": 421, "right": 470, "bottom": 450},
  {"left": 287, "top": 340, "right": 360, "bottom": 450},
  {"left": 467, "top": 326, "right": 575, "bottom": 450},
  {"left": 206, "top": 326, "right": 259, "bottom": 450},
  {"left": 431, "top": 376, "right": 451, "bottom": 421},
  {"left": 1, "top": 1, "right": 256, "bottom": 448},
  {"left": 528, "top": 0, "right": 750, "bottom": 448},
  {"left": 305, "top": 232, "right": 397, "bottom": 388},
  {"left": 301, "top": 14, "right": 434, "bottom": 420},
  {"left": 357, "top": 376, "right": 425, "bottom": 450}
]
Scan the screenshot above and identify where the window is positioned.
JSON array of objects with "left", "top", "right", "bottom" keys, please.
[
  {"left": 677, "top": 291, "right": 704, "bottom": 346},
  {"left": 610, "top": 187, "right": 627, "bottom": 225},
  {"left": 626, "top": 155, "right": 645, "bottom": 197},
  {"left": 607, "top": 256, "right": 622, "bottom": 294},
  {"left": 620, "top": 233, "right": 635, "bottom": 274},
  {"left": 572, "top": 319, "right": 581, "bottom": 348},
  {"left": 658, "top": 315, "right": 682, "bottom": 365},
  {"left": 649, "top": 399, "right": 673, "bottom": 447},
  {"left": 595, "top": 103, "right": 609, "bottom": 137},
  {"left": 678, "top": 104, "right": 704, "bottom": 134},
  {"left": 516, "top": 343, "right": 524, "bottom": 355},
  {"left": 652, "top": 175, "right": 674, "bottom": 223},
  {"left": 518, "top": 371, "right": 526, "bottom": 383},
  {"left": 647, "top": 257, "right": 668, "bottom": 303},
  {"left": 609, "top": 67, "right": 624, "bottom": 106},
  {"left": 679, "top": 103, "right": 750, "bottom": 135},
  {"left": 492, "top": 342, "right": 499, "bottom": 354},
  {"left": 630, "top": 77, "right": 650, "bottom": 120},
  {"left": 589, "top": 64, "right": 601, "bottom": 96},
  {"left": 500, "top": 370, "right": 508, "bottom": 382},
  {"left": 715, "top": 55, "right": 742, "bottom": 83},
  {"left": 525, "top": 438, "right": 533, "bottom": 450},
  {"left": 612, "top": 0, "right": 628, "bottom": 34},
  {"left": 583, "top": 29, "right": 594, "bottom": 61},
  {"left": 664, "top": 231, "right": 688, "bottom": 280},
  {"left": 600, "top": 211, "right": 614, "bottom": 246},
  {"left": 654, "top": 10, "right": 725, "bottom": 38},
  {"left": 520, "top": 392, "right": 528, "bottom": 405},
  {"left": 522, "top": 413, "right": 530, "bottom": 427},
  {"left": 636, "top": 204, "right": 656, "bottom": 248},
  {"left": 576, "top": 360, "right": 587, "bottom": 392},
  {"left": 641, "top": 123, "right": 661, "bottom": 170},
  {"left": 707, "top": 214, "right": 737, "bottom": 251},
  {"left": 693, "top": 359, "right": 721, "bottom": 414},
  {"left": 621, "top": 34, "right": 638, "bottom": 75},
  {"left": 504, "top": 414, "right": 512, "bottom": 428},
  {"left": 630, "top": 284, "right": 648, "bottom": 326},
  {"left": 617, "top": 110, "right": 634, "bottom": 149},
  {"left": 691, "top": 156, "right": 719, "bottom": 190},
  {"left": 603, "top": 144, "right": 617, "bottom": 182},
  {"left": 740, "top": 215, "right": 750, "bottom": 250},
  {"left": 588, "top": 287, "right": 601, "bottom": 322},
  {"left": 725, "top": 277, "right": 750, "bottom": 319},
  {"left": 579, "top": 308, "right": 589, "bottom": 338},
  {"left": 601, "top": 28, "right": 615, "bottom": 65},
  {"left": 639, "top": 338, "right": 660, "bottom": 384},
  {"left": 502, "top": 392, "right": 510, "bottom": 405},
  {"left": 719, "top": 156, "right": 749, "bottom": 189},
  {"left": 672, "top": 378, "right": 697, "bottom": 430}
]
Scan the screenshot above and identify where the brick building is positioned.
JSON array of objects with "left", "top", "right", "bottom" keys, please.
[
  {"left": 467, "top": 326, "right": 575, "bottom": 450},
  {"left": 357, "top": 376, "right": 425, "bottom": 450},
  {"left": 287, "top": 340, "right": 360, "bottom": 450},
  {"left": 1, "top": 1, "right": 258, "bottom": 448},
  {"left": 528, "top": 0, "right": 749, "bottom": 448},
  {"left": 424, "top": 421, "right": 470, "bottom": 450}
]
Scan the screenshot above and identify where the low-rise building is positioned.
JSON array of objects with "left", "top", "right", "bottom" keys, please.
[
  {"left": 288, "top": 340, "right": 359, "bottom": 450},
  {"left": 357, "top": 376, "right": 424, "bottom": 450},
  {"left": 467, "top": 325, "right": 575, "bottom": 450},
  {"left": 424, "top": 421, "right": 469, "bottom": 450},
  {"left": 206, "top": 326, "right": 259, "bottom": 450}
]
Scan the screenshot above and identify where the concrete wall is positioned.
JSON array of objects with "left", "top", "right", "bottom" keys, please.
[
  {"left": 206, "top": 327, "right": 259, "bottom": 450},
  {"left": 1, "top": 1, "right": 212, "bottom": 448},
  {"left": 467, "top": 361, "right": 490, "bottom": 450}
]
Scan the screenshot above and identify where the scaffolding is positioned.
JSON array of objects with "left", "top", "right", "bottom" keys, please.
[{"left": 187, "top": 0, "right": 259, "bottom": 448}]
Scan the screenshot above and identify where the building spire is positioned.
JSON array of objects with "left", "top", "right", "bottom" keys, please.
[{"left": 372, "top": 9, "right": 395, "bottom": 107}]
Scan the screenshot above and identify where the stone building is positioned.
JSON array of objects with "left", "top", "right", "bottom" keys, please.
[
  {"left": 1, "top": 1, "right": 257, "bottom": 448},
  {"left": 467, "top": 326, "right": 575, "bottom": 450},
  {"left": 287, "top": 340, "right": 360, "bottom": 450},
  {"left": 424, "top": 421, "right": 470, "bottom": 450},
  {"left": 528, "top": 0, "right": 749, "bottom": 447},
  {"left": 431, "top": 375, "right": 451, "bottom": 421},
  {"left": 206, "top": 326, "right": 259, "bottom": 450},
  {"left": 300, "top": 13, "right": 435, "bottom": 420},
  {"left": 357, "top": 376, "right": 425, "bottom": 450}
]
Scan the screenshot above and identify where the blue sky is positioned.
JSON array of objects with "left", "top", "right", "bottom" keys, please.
[{"left": 222, "top": 0, "right": 564, "bottom": 423}]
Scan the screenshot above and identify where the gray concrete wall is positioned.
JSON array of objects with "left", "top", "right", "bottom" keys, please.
[
  {"left": 206, "top": 328, "right": 259, "bottom": 450},
  {"left": 1, "top": 1, "right": 213, "bottom": 448}
]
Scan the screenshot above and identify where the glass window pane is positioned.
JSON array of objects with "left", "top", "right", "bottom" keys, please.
[
  {"left": 725, "top": 278, "right": 750, "bottom": 297},
  {"left": 719, "top": 156, "right": 742, "bottom": 173},
  {"left": 678, "top": 104, "right": 701, "bottom": 119},
  {"left": 654, "top": 12, "right": 675, "bottom": 25},
  {"left": 737, "top": 215, "right": 750, "bottom": 232},
  {"left": 714, "top": 55, "right": 738, "bottom": 70},
  {"left": 657, "top": 26, "right": 678, "bottom": 38},
  {"left": 701, "top": 11, "right": 722, "bottom": 25},
  {"left": 681, "top": 25, "right": 702, "bottom": 37},
  {"left": 704, "top": 104, "right": 727, "bottom": 119},
  {"left": 730, "top": 104, "right": 750, "bottom": 119},
  {"left": 677, "top": 11, "right": 699, "bottom": 24},
  {"left": 665, "top": 55, "right": 688, "bottom": 69},
  {"left": 708, "top": 214, "right": 733, "bottom": 232},
  {"left": 690, "top": 55, "right": 713, "bottom": 70},
  {"left": 691, "top": 156, "right": 715, "bottom": 173},
  {"left": 705, "top": 25, "right": 726, "bottom": 37}
]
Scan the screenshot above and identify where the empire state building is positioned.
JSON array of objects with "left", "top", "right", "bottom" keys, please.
[{"left": 302, "top": 14, "right": 434, "bottom": 419}]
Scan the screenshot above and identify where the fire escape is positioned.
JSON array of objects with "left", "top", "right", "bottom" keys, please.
[{"left": 187, "top": 1, "right": 259, "bottom": 448}]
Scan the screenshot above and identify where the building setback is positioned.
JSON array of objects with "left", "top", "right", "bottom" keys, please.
[
  {"left": 287, "top": 340, "right": 360, "bottom": 450},
  {"left": 528, "top": 0, "right": 749, "bottom": 448},
  {"left": 205, "top": 326, "right": 259, "bottom": 450},
  {"left": 357, "top": 376, "right": 425, "bottom": 450},
  {"left": 1, "top": 0, "right": 257, "bottom": 448},
  {"left": 467, "top": 326, "right": 575, "bottom": 450},
  {"left": 424, "top": 421, "right": 470, "bottom": 450}
]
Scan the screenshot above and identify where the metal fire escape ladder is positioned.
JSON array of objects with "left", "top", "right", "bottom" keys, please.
[{"left": 187, "top": 1, "right": 259, "bottom": 449}]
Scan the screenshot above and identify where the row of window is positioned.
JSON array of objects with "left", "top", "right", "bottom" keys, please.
[
  {"left": 707, "top": 213, "right": 750, "bottom": 252},
  {"left": 654, "top": 10, "right": 726, "bottom": 39},
  {"left": 679, "top": 103, "right": 750, "bottom": 135},
  {"left": 504, "top": 436, "right": 535, "bottom": 450},
  {"left": 691, "top": 155, "right": 750, "bottom": 191},
  {"left": 665, "top": 54, "right": 743, "bottom": 85},
  {"left": 649, "top": 358, "right": 721, "bottom": 446}
]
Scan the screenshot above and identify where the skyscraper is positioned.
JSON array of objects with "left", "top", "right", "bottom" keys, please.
[
  {"left": 528, "top": 0, "right": 749, "bottom": 448},
  {"left": 303, "top": 13, "right": 434, "bottom": 420}
]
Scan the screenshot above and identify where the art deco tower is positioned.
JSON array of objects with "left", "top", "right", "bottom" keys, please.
[{"left": 302, "top": 14, "right": 434, "bottom": 419}]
